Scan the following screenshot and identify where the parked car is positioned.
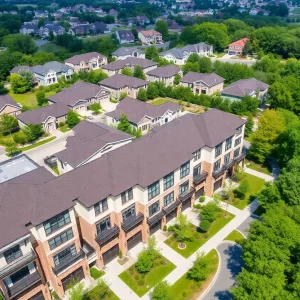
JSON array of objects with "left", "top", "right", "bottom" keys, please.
[{"left": 44, "top": 155, "right": 57, "bottom": 168}]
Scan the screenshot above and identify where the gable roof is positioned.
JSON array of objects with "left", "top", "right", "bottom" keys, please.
[
  {"left": 10, "top": 66, "right": 33, "bottom": 74},
  {"left": 116, "top": 30, "right": 135, "bottom": 41},
  {"left": 146, "top": 65, "right": 181, "bottom": 77},
  {"left": 48, "top": 81, "right": 109, "bottom": 107},
  {"left": 65, "top": 52, "right": 106, "bottom": 65},
  {"left": 102, "top": 57, "right": 157, "bottom": 71},
  {"left": 221, "top": 78, "right": 269, "bottom": 98},
  {"left": 31, "top": 61, "right": 73, "bottom": 76},
  {"left": 229, "top": 38, "right": 248, "bottom": 47},
  {"left": 140, "top": 30, "right": 162, "bottom": 37},
  {"left": 0, "top": 94, "right": 20, "bottom": 111},
  {"left": 99, "top": 74, "right": 149, "bottom": 89},
  {"left": 112, "top": 47, "right": 144, "bottom": 57},
  {"left": 180, "top": 72, "right": 225, "bottom": 87}
]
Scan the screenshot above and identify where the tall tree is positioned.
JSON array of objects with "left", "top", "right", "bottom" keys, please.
[
  {"left": 133, "top": 65, "right": 146, "bottom": 79},
  {"left": 0, "top": 114, "right": 19, "bottom": 135},
  {"left": 155, "top": 20, "right": 168, "bottom": 39},
  {"left": 117, "top": 114, "right": 132, "bottom": 134},
  {"left": 67, "top": 111, "right": 80, "bottom": 128},
  {"left": 3, "top": 34, "right": 37, "bottom": 54}
]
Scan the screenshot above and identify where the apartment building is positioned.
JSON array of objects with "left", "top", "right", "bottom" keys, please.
[{"left": 0, "top": 109, "right": 246, "bottom": 299}]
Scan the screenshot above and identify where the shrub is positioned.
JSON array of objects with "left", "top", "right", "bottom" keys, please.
[
  {"left": 193, "top": 204, "right": 201, "bottom": 209},
  {"left": 167, "top": 225, "right": 174, "bottom": 232},
  {"left": 13, "top": 132, "right": 27, "bottom": 145},
  {"left": 136, "top": 250, "right": 153, "bottom": 273},
  {"left": 151, "top": 280, "right": 172, "bottom": 300},
  {"left": 129, "top": 267, "right": 134, "bottom": 274},
  {"left": 118, "top": 250, "right": 122, "bottom": 259},
  {"left": 90, "top": 267, "right": 104, "bottom": 280},
  {"left": 200, "top": 219, "right": 211, "bottom": 232},
  {"left": 188, "top": 253, "right": 210, "bottom": 282},
  {"left": 86, "top": 279, "right": 109, "bottom": 300},
  {"left": 163, "top": 224, "right": 167, "bottom": 231},
  {"left": 201, "top": 202, "right": 219, "bottom": 222},
  {"left": 237, "top": 180, "right": 249, "bottom": 199},
  {"left": 58, "top": 122, "right": 65, "bottom": 127},
  {"left": 67, "top": 111, "right": 80, "bottom": 128},
  {"left": 137, "top": 279, "right": 144, "bottom": 286},
  {"left": 199, "top": 196, "right": 205, "bottom": 203}
]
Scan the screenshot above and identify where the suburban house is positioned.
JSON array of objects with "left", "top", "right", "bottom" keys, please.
[
  {"left": 112, "top": 47, "right": 145, "bottom": 60},
  {"left": 10, "top": 66, "right": 33, "bottom": 75},
  {"left": 16, "top": 103, "right": 70, "bottom": 133},
  {"left": 0, "top": 94, "right": 22, "bottom": 116},
  {"left": 48, "top": 81, "right": 110, "bottom": 113},
  {"left": 19, "top": 24, "right": 39, "bottom": 35},
  {"left": 228, "top": 38, "right": 248, "bottom": 56},
  {"left": 146, "top": 65, "right": 182, "bottom": 86},
  {"left": 92, "top": 21, "right": 109, "bottom": 34},
  {"left": 99, "top": 74, "right": 149, "bottom": 99},
  {"left": 0, "top": 108, "right": 246, "bottom": 299},
  {"left": 167, "top": 20, "right": 183, "bottom": 34},
  {"left": 64, "top": 52, "right": 107, "bottom": 72},
  {"left": 180, "top": 72, "right": 225, "bottom": 95},
  {"left": 39, "top": 24, "right": 65, "bottom": 38},
  {"left": 138, "top": 30, "right": 163, "bottom": 44},
  {"left": 160, "top": 42, "right": 213, "bottom": 65},
  {"left": 102, "top": 57, "right": 157, "bottom": 77},
  {"left": 221, "top": 78, "right": 269, "bottom": 101},
  {"left": 105, "top": 97, "right": 182, "bottom": 134},
  {"left": 31, "top": 61, "right": 74, "bottom": 86},
  {"left": 55, "top": 121, "right": 134, "bottom": 173},
  {"left": 115, "top": 30, "right": 135, "bottom": 44}
]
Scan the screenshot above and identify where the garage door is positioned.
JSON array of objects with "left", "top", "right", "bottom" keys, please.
[
  {"left": 127, "top": 231, "right": 142, "bottom": 251},
  {"left": 102, "top": 244, "right": 119, "bottom": 265},
  {"left": 195, "top": 187, "right": 204, "bottom": 200},
  {"left": 181, "top": 199, "right": 191, "bottom": 212},
  {"left": 214, "top": 179, "right": 223, "bottom": 192},
  {"left": 166, "top": 209, "right": 177, "bottom": 223},
  {"left": 29, "top": 291, "right": 45, "bottom": 300},
  {"left": 62, "top": 267, "right": 84, "bottom": 291},
  {"left": 150, "top": 220, "right": 161, "bottom": 235}
]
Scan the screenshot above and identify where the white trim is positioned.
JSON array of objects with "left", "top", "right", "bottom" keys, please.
[
  {"left": 0, "top": 104, "right": 21, "bottom": 113},
  {"left": 0, "top": 234, "right": 30, "bottom": 253}
]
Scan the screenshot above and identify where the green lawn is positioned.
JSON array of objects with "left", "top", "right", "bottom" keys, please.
[
  {"left": 81, "top": 34, "right": 112, "bottom": 43},
  {"left": 245, "top": 158, "right": 272, "bottom": 175},
  {"left": 165, "top": 211, "right": 234, "bottom": 258},
  {"left": 52, "top": 165, "right": 59, "bottom": 175},
  {"left": 224, "top": 230, "right": 245, "bottom": 244},
  {"left": 169, "top": 249, "right": 219, "bottom": 299},
  {"left": 40, "top": 43, "right": 67, "bottom": 53},
  {"left": 85, "top": 281, "right": 119, "bottom": 300},
  {"left": 19, "top": 137, "right": 56, "bottom": 152},
  {"left": 9, "top": 91, "right": 56, "bottom": 108},
  {"left": 0, "top": 132, "right": 20, "bottom": 146},
  {"left": 119, "top": 255, "right": 176, "bottom": 297},
  {"left": 59, "top": 124, "right": 71, "bottom": 132},
  {"left": 151, "top": 99, "right": 170, "bottom": 106},
  {"left": 229, "top": 173, "right": 265, "bottom": 210},
  {"left": 90, "top": 267, "right": 105, "bottom": 280}
]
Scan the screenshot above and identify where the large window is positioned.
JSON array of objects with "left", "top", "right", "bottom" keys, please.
[
  {"left": 149, "top": 201, "right": 160, "bottom": 217},
  {"left": 96, "top": 217, "right": 111, "bottom": 235},
  {"left": 215, "top": 143, "right": 223, "bottom": 158},
  {"left": 163, "top": 172, "right": 174, "bottom": 191},
  {"left": 121, "top": 188, "right": 133, "bottom": 205},
  {"left": 214, "top": 159, "right": 221, "bottom": 172},
  {"left": 43, "top": 210, "right": 71, "bottom": 236},
  {"left": 193, "top": 149, "right": 201, "bottom": 161},
  {"left": 4, "top": 245, "right": 22, "bottom": 264},
  {"left": 234, "top": 148, "right": 240, "bottom": 158},
  {"left": 53, "top": 244, "right": 76, "bottom": 266},
  {"left": 94, "top": 198, "right": 108, "bottom": 216},
  {"left": 10, "top": 266, "right": 30, "bottom": 284},
  {"left": 122, "top": 205, "right": 136, "bottom": 222},
  {"left": 225, "top": 137, "right": 232, "bottom": 151},
  {"left": 48, "top": 228, "right": 74, "bottom": 251},
  {"left": 180, "top": 161, "right": 190, "bottom": 179},
  {"left": 193, "top": 164, "right": 201, "bottom": 177},
  {"left": 224, "top": 153, "right": 231, "bottom": 165},
  {"left": 164, "top": 191, "right": 174, "bottom": 207},
  {"left": 179, "top": 181, "right": 189, "bottom": 195},
  {"left": 148, "top": 181, "right": 160, "bottom": 200},
  {"left": 235, "top": 137, "right": 242, "bottom": 147}
]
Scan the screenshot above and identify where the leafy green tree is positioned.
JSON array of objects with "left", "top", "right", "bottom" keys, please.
[
  {"left": 201, "top": 202, "right": 219, "bottom": 222},
  {"left": 223, "top": 19, "right": 249, "bottom": 35},
  {"left": 133, "top": 65, "right": 146, "bottom": 79},
  {"left": 182, "top": 62, "right": 199, "bottom": 74},
  {"left": 121, "top": 67, "right": 133, "bottom": 76},
  {"left": 173, "top": 74, "right": 181, "bottom": 85},
  {"left": 173, "top": 214, "right": 195, "bottom": 246},
  {"left": 117, "top": 114, "right": 132, "bottom": 134},
  {"left": 145, "top": 46, "right": 159, "bottom": 60},
  {"left": 131, "top": 28, "right": 138, "bottom": 39},
  {"left": 68, "top": 281, "right": 84, "bottom": 300},
  {"left": 87, "top": 69, "right": 108, "bottom": 84},
  {"left": 22, "top": 124, "right": 44, "bottom": 142},
  {"left": 36, "top": 90, "right": 47, "bottom": 106},
  {"left": 98, "top": 37, "right": 118, "bottom": 57},
  {"left": 0, "top": 82, "right": 8, "bottom": 95},
  {"left": 90, "top": 103, "right": 101, "bottom": 115},
  {"left": 151, "top": 281, "right": 171, "bottom": 300},
  {"left": 5, "top": 142, "right": 19, "bottom": 156},
  {"left": 147, "top": 83, "right": 159, "bottom": 100},
  {"left": 199, "top": 57, "right": 213, "bottom": 73},
  {"left": 237, "top": 179, "right": 249, "bottom": 199},
  {"left": 137, "top": 88, "right": 148, "bottom": 101},
  {"left": 0, "top": 114, "right": 19, "bottom": 136},
  {"left": 188, "top": 253, "right": 210, "bottom": 282},
  {"left": 3, "top": 34, "right": 37, "bottom": 54},
  {"left": 136, "top": 250, "right": 153, "bottom": 273},
  {"left": 268, "top": 82, "right": 293, "bottom": 110},
  {"left": 67, "top": 111, "right": 80, "bottom": 128},
  {"left": 155, "top": 20, "right": 168, "bottom": 39},
  {"left": 244, "top": 113, "right": 254, "bottom": 137},
  {"left": 10, "top": 74, "right": 31, "bottom": 94}
]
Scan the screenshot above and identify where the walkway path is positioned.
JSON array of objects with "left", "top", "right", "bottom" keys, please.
[{"left": 244, "top": 167, "right": 274, "bottom": 182}]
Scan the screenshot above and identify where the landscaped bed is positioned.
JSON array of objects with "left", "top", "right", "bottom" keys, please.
[
  {"left": 119, "top": 255, "right": 176, "bottom": 297},
  {"left": 224, "top": 230, "right": 245, "bottom": 244},
  {"left": 84, "top": 280, "right": 119, "bottom": 300},
  {"left": 245, "top": 158, "right": 272, "bottom": 175},
  {"left": 90, "top": 267, "right": 105, "bottom": 280},
  {"left": 169, "top": 249, "right": 219, "bottom": 300}
]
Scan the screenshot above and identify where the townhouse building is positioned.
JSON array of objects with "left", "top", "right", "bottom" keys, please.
[
  {"left": 0, "top": 109, "right": 246, "bottom": 300},
  {"left": 146, "top": 65, "right": 182, "bottom": 86},
  {"left": 138, "top": 30, "right": 163, "bottom": 45}
]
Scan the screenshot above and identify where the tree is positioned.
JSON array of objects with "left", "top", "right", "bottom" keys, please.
[
  {"left": 67, "top": 111, "right": 80, "bottom": 128},
  {"left": 22, "top": 124, "right": 44, "bottom": 142},
  {"left": 242, "top": 40, "right": 253, "bottom": 56},
  {"left": 36, "top": 90, "right": 47, "bottom": 106},
  {"left": 201, "top": 202, "right": 219, "bottom": 222},
  {"left": 268, "top": 82, "right": 293, "bottom": 110},
  {"left": 188, "top": 253, "right": 210, "bottom": 282},
  {"left": 121, "top": 67, "right": 133, "bottom": 76},
  {"left": 182, "top": 62, "right": 199, "bottom": 74},
  {"left": 0, "top": 82, "right": 8, "bottom": 95},
  {"left": 137, "top": 88, "right": 148, "bottom": 101},
  {"left": 68, "top": 281, "right": 84, "bottom": 300},
  {"left": 5, "top": 142, "right": 19, "bottom": 156},
  {"left": 133, "top": 65, "right": 146, "bottom": 79},
  {"left": 146, "top": 46, "right": 159, "bottom": 60},
  {"left": 117, "top": 114, "right": 132, "bottom": 134},
  {"left": 244, "top": 113, "right": 254, "bottom": 137},
  {"left": 0, "top": 114, "right": 19, "bottom": 136},
  {"left": 173, "top": 214, "right": 195, "bottom": 246},
  {"left": 151, "top": 281, "right": 171, "bottom": 300},
  {"left": 199, "top": 57, "right": 213, "bottom": 73},
  {"left": 173, "top": 74, "right": 181, "bottom": 85},
  {"left": 155, "top": 20, "right": 168, "bottom": 39},
  {"left": 147, "top": 83, "right": 159, "bottom": 100},
  {"left": 131, "top": 28, "right": 138, "bottom": 40},
  {"left": 136, "top": 250, "right": 154, "bottom": 273},
  {"left": 3, "top": 34, "right": 37, "bottom": 54},
  {"left": 237, "top": 179, "right": 249, "bottom": 199},
  {"left": 10, "top": 74, "right": 30, "bottom": 94},
  {"left": 90, "top": 103, "right": 101, "bottom": 115}
]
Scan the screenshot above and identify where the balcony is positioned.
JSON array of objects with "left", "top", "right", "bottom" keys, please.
[
  {"left": 52, "top": 250, "right": 85, "bottom": 275},
  {"left": 0, "top": 251, "right": 36, "bottom": 280},
  {"left": 147, "top": 211, "right": 165, "bottom": 227},
  {"left": 163, "top": 200, "right": 181, "bottom": 215},
  {"left": 212, "top": 160, "right": 233, "bottom": 179},
  {"left": 178, "top": 187, "right": 195, "bottom": 203},
  {"left": 234, "top": 150, "right": 247, "bottom": 163},
  {"left": 121, "top": 213, "right": 144, "bottom": 232},
  {"left": 193, "top": 171, "right": 209, "bottom": 185},
  {"left": 95, "top": 226, "right": 120, "bottom": 247},
  {"left": 7, "top": 271, "right": 41, "bottom": 298}
]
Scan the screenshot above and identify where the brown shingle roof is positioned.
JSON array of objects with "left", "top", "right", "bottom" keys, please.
[
  {"left": 180, "top": 72, "right": 225, "bottom": 87},
  {"left": 146, "top": 65, "right": 181, "bottom": 77},
  {"left": 65, "top": 52, "right": 106, "bottom": 65},
  {"left": 99, "top": 74, "right": 149, "bottom": 89},
  {"left": 102, "top": 57, "right": 157, "bottom": 71},
  {"left": 140, "top": 30, "right": 162, "bottom": 37}
]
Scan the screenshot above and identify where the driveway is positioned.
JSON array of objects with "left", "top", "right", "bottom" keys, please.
[{"left": 202, "top": 242, "right": 243, "bottom": 300}]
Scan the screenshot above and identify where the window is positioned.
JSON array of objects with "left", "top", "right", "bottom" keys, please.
[
  {"left": 215, "top": 143, "right": 223, "bottom": 158},
  {"left": 193, "top": 164, "right": 201, "bottom": 177},
  {"left": 121, "top": 188, "right": 133, "bottom": 204},
  {"left": 149, "top": 201, "right": 160, "bottom": 217},
  {"left": 43, "top": 211, "right": 71, "bottom": 236},
  {"left": 236, "top": 126, "right": 242, "bottom": 135},
  {"left": 96, "top": 217, "right": 111, "bottom": 235},
  {"left": 234, "top": 148, "right": 240, "bottom": 158},
  {"left": 164, "top": 191, "right": 174, "bottom": 207},
  {"left": 10, "top": 266, "right": 30, "bottom": 284},
  {"left": 214, "top": 159, "right": 221, "bottom": 172},
  {"left": 224, "top": 153, "right": 231, "bottom": 165},
  {"left": 142, "top": 125, "right": 147, "bottom": 131},
  {"left": 53, "top": 244, "right": 76, "bottom": 266},
  {"left": 180, "top": 161, "right": 190, "bottom": 179},
  {"left": 193, "top": 149, "right": 201, "bottom": 161},
  {"left": 235, "top": 137, "right": 242, "bottom": 147},
  {"left": 225, "top": 137, "right": 232, "bottom": 151},
  {"left": 4, "top": 245, "right": 23, "bottom": 264},
  {"left": 48, "top": 228, "right": 74, "bottom": 251},
  {"left": 148, "top": 181, "right": 160, "bottom": 200},
  {"left": 94, "top": 198, "right": 108, "bottom": 216},
  {"left": 122, "top": 205, "right": 135, "bottom": 221},
  {"left": 179, "top": 181, "right": 189, "bottom": 195},
  {"left": 163, "top": 172, "right": 174, "bottom": 191}
]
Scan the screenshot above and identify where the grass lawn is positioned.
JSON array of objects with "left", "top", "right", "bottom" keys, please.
[
  {"left": 59, "top": 124, "right": 71, "bottom": 132},
  {"left": 169, "top": 249, "right": 219, "bottom": 300},
  {"left": 229, "top": 173, "right": 265, "bottom": 210},
  {"left": 52, "top": 165, "right": 59, "bottom": 175},
  {"left": 224, "top": 230, "right": 245, "bottom": 244},
  {"left": 245, "top": 158, "right": 272, "bottom": 175},
  {"left": 81, "top": 34, "right": 112, "bottom": 43},
  {"left": 85, "top": 282, "right": 119, "bottom": 300},
  {"left": 9, "top": 91, "right": 56, "bottom": 108},
  {"left": 151, "top": 98, "right": 170, "bottom": 106},
  {"left": 90, "top": 267, "right": 105, "bottom": 280},
  {"left": 252, "top": 205, "right": 265, "bottom": 216},
  {"left": 119, "top": 255, "right": 176, "bottom": 297},
  {"left": 40, "top": 43, "right": 67, "bottom": 53},
  {"left": 19, "top": 137, "right": 56, "bottom": 152},
  {"left": 0, "top": 132, "right": 21, "bottom": 146},
  {"left": 216, "top": 52, "right": 226, "bottom": 58},
  {"left": 165, "top": 211, "right": 234, "bottom": 258}
]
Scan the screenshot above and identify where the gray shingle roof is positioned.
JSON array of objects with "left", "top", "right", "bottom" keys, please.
[
  {"left": 221, "top": 78, "right": 269, "bottom": 98},
  {"left": 31, "top": 61, "right": 73, "bottom": 76},
  {"left": 107, "top": 97, "right": 181, "bottom": 124},
  {"left": 0, "top": 94, "right": 20, "bottom": 111},
  {"left": 112, "top": 47, "right": 144, "bottom": 57},
  {"left": 99, "top": 74, "right": 149, "bottom": 89},
  {"left": 10, "top": 66, "right": 33, "bottom": 74},
  {"left": 180, "top": 72, "right": 225, "bottom": 87},
  {"left": 116, "top": 30, "right": 135, "bottom": 41},
  {"left": 102, "top": 57, "right": 157, "bottom": 71},
  {"left": 146, "top": 65, "right": 181, "bottom": 77},
  {"left": 65, "top": 52, "right": 106, "bottom": 65}
]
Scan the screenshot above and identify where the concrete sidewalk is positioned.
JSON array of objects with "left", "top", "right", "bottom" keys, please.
[{"left": 244, "top": 167, "right": 274, "bottom": 182}]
